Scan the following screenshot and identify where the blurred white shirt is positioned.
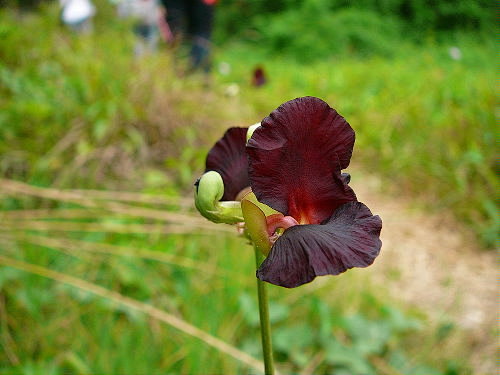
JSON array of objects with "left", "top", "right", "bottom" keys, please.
[{"left": 59, "top": 0, "right": 96, "bottom": 24}]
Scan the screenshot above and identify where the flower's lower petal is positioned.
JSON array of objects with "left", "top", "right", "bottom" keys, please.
[
  {"left": 256, "top": 201, "right": 382, "bottom": 288},
  {"left": 206, "top": 127, "right": 250, "bottom": 201}
]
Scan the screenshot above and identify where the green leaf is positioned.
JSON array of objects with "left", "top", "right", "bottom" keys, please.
[
  {"left": 268, "top": 301, "right": 290, "bottom": 324},
  {"left": 273, "top": 324, "right": 314, "bottom": 353},
  {"left": 324, "top": 338, "right": 375, "bottom": 375},
  {"left": 342, "top": 314, "right": 390, "bottom": 355},
  {"left": 238, "top": 293, "right": 260, "bottom": 327}
]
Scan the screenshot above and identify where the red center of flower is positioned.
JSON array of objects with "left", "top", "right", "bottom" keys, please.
[{"left": 286, "top": 195, "right": 321, "bottom": 224}]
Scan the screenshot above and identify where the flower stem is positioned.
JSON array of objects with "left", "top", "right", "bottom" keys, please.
[{"left": 254, "top": 246, "right": 275, "bottom": 375}]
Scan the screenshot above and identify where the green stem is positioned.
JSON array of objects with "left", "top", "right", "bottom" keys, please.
[{"left": 254, "top": 246, "right": 275, "bottom": 375}]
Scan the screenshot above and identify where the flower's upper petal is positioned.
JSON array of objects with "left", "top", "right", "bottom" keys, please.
[
  {"left": 256, "top": 201, "right": 382, "bottom": 288},
  {"left": 247, "top": 97, "right": 356, "bottom": 224},
  {"left": 206, "top": 127, "right": 250, "bottom": 201}
]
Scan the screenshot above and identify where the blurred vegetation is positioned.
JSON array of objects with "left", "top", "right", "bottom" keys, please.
[
  {"left": 215, "top": 0, "right": 494, "bottom": 61},
  {"left": 0, "top": 0, "right": 497, "bottom": 374},
  {"left": 221, "top": 45, "right": 498, "bottom": 247},
  {"left": 1, "top": 0, "right": 497, "bottom": 245}
]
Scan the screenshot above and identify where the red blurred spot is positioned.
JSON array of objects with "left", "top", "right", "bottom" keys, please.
[{"left": 252, "top": 66, "right": 267, "bottom": 87}]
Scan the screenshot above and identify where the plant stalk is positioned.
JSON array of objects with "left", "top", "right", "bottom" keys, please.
[{"left": 254, "top": 247, "right": 275, "bottom": 375}]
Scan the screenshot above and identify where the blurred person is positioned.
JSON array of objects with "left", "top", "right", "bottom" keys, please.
[
  {"left": 117, "top": 0, "right": 172, "bottom": 56},
  {"left": 59, "top": 0, "right": 96, "bottom": 33},
  {"left": 160, "top": 0, "right": 216, "bottom": 73}
]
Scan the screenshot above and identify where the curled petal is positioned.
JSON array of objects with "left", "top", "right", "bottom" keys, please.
[
  {"left": 256, "top": 201, "right": 382, "bottom": 288},
  {"left": 247, "top": 97, "right": 356, "bottom": 224},
  {"left": 206, "top": 127, "right": 250, "bottom": 201},
  {"left": 194, "top": 171, "right": 244, "bottom": 224}
]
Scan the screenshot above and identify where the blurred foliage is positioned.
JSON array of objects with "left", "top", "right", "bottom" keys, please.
[
  {"left": 0, "top": 0, "right": 497, "bottom": 242},
  {"left": 237, "top": 291, "right": 446, "bottom": 375},
  {"left": 0, "top": 1, "right": 496, "bottom": 374},
  {"left": 252, "top": 7, "right": 405, "bottom": 61},
  {"left": 215, "top": 0, "right": 495, "bottom": 60},
  {"left": 216, "top": 40, "right": 498, "bottom": 247},
  {"left": 0, "top": 207, "right": 469, "bottom": 374},
  {"left": 0, "top": 1, "right": 243, "bottom": 192}
]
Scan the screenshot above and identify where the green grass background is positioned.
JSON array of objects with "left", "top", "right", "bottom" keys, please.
[{"left": 0, "top": 1, "right": 497, "bottom": 374}]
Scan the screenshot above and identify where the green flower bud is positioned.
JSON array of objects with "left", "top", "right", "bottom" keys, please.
[{"left": 194, "top": 171, "right": 244, "bottom": 224}]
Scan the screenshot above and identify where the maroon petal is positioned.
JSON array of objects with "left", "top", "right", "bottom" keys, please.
[
  {"left": 247, "top": 97, "right": 356, "bottom": 224},
  {"left": 256, "top": 201, "right": 382, "bottom": 288},
  {"left": 205, "top": 127, "right": 250, "bottom": 201}
]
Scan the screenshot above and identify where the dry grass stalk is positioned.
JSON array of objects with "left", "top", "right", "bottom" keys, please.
[
  {"left": 1, "top": 208, "right": 110, "bottom": 220},
  {"left": 66, "top": 189, "right": 192, "bottom": 207},
  {"left": 0, "top": 255, "right": 269, "bottom": 374},
  {"left": 0, "top": 220, "right": 218, "bottom": 235},
  {"left": 3, "top": 233, "right": 225, "bottom": 275},
  {"left": 0, "top": 178, "right": 233, "bottom": 233}
]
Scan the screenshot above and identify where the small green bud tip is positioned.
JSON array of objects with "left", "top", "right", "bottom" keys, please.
[
  {"left": 194, "top": 171, "right": 244, "bottom": 224},
  {"left": 246, "top": 123, "right": 261, "bottom": 142}
]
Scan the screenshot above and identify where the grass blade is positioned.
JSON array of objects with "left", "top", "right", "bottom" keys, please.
[
  {"left": 1, "top": 233, "right": 233, "bottom": 276},
  {"left": 0, "top": 255, "right": 268, "bottom": 374},
  {"left": 0, "top": 179, "right": 233, "bottom": 233},
  {"left": 0, "top": 220, "right": 225, "bottom": 235}
]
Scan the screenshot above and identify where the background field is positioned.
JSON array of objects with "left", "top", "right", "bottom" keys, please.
[{"left": 0, "top": 1, "right": 497, "bottom": 374}]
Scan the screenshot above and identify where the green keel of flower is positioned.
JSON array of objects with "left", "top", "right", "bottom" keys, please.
[
  {"left": 194, "top": 171, "right": 244, "bottom": 224},
  {"left": 241, "top": 199, "right": 271, "bottom": 255},
  {"left": 241, "top": 194, "right": 299, "bottom": 256}
]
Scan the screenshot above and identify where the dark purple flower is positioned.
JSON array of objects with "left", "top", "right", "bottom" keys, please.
[{"left": 199, "top": 97, "right": 382, "bottom": 288}]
